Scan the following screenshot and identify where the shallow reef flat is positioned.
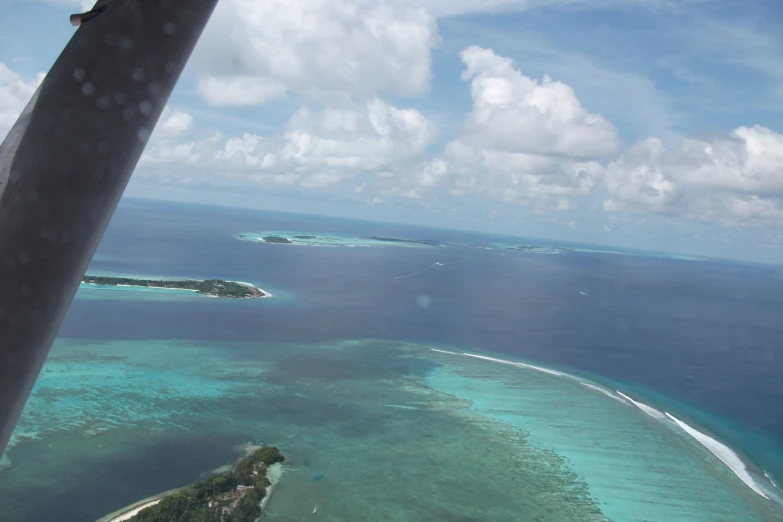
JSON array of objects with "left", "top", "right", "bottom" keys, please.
[{"left": 1, "top": 338, "right": 781, "bottom": 521}]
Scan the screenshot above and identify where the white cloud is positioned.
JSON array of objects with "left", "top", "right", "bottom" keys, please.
[
  {"left": 675, "top": 126, "right": 783, "bottom": 193},
  {"left": 603, "top": 125, "right": 783, "bottom": 225},
  {"left": 401, "top": 0, "right": 686, "bottom": 17},
  {"left": 140, "top": 99, "right": 436, "bottom": 189},
  {"left": 154, "top": 108, "right": 194, "bottom": 139},
  {"left": 603, "top": 138, "right": 679, "bottom": 212},
  {"left": 142, "top": 109, "right": 222, "bottom": 166},
  {"left": 281, "top": 99, "right": 436, "bottom": 171},
  {"left": 0, "top": 63, "right": 44, "bottom": 141},
  {"left": 400, "top": 47, "right": 613, "bottom": 204},
  {"left": 192, "top": 0, "right": 439, "bottom": 106},
  {"left": 726, "top": 195, "right": 783, "bottom": 222},
  {"left": 215, "top": 133, "right": 277, "bottom": 169},
  {"left": 196, "top": 77, "right": 288, "bottom": 108},
  {"left": 459, "top": 46, "right": 619, "bottom": 159}
]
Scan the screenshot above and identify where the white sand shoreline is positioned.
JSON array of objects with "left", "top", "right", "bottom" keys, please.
[
  {"left": 108, "top": 499, "right": 161, "bottom": 522},
  {"left": 96, "top": 487, "right": 182, "bottom": 522}
]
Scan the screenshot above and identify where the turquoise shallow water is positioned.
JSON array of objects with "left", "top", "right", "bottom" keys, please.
[
  {"left": 1, "top": 339, "right": 605, "bottom": 521},
  {"left": 77, "top": 283, "right": 205, "bottom": 300},
  {"left": 2, "top": 337, "right": 782, "bottom": 521},
  {"left": 420, "top": 346, "right": 782, "bottom": 521}
]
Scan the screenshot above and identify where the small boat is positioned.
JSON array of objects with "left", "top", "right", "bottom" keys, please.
[{"left": 313, "top": 506, "right": 318, "bottom": 514}]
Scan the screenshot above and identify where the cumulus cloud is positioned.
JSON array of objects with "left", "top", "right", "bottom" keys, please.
[
  {"left": 401, "top": 0, "right": 679, "bottom": 17},
  {"left": 603, "top": 138, "right": 679, "bottom": 212},
  {"left": 603, "top": 125, "right": 783, "bottom": 225},
  {"left": 399, "top": 47, "right": 614, "bottom": 204},
  {"left": 153, "top": 108, "right": 194, "bottom": 139},
  {"left": 192, "top": 0, "right": 439, "bottom": 106},
  {"left": 675, "top": 126, "right": 783, "bottom": 193},
  {"left": 0, "top": 63, "right": 44, "bottom": 141},
  {"left": 141, "top": 99, "right": 436, "bottom": 189},
  {"left": 282, "top": 99, "right": 436, "bottom": 170},
  {"left": 459, "top": 46, "right": 619, "bottom": 159}
]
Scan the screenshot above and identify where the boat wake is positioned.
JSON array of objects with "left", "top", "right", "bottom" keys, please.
[{"left": 394, "top": 261, "right": 450, "bottom": 280}]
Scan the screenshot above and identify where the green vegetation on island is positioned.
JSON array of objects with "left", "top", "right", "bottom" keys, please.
[
  {"left": 82, "top": 276, "right": 266, "bottom": 298},
  {"left": 506, "top": 245, "right": 561, "bottom": 253},
  {"left": 364, "top": 236, "right": 439, "bottom": 246},
  {"left": 128, "top": 447, "right": 285, "bottom": 522},
  {"left": 261, "top": 236, "right": 292, "bottom": 244}
]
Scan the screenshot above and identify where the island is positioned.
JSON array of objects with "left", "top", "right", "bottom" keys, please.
[
  {"left": 504, "top": 245, "right": 561, "bottom": 254},
  {"left": 362, "top": 236, "right": 439, "bottom": 246},
  {"left": 119, "top": 446, "right": 285, "bottom": 522},
  {"left": 503, "top": 244, "right": 634, "bottom": 256},
  {"left": 260, "top": 236, "right": 292, "bottom": 244},
  {"left": 82, "top": 276, "right": 267, "bottom": 298},
  {"left": 237, "top": 231, "right": 439, "bottom": 248}
]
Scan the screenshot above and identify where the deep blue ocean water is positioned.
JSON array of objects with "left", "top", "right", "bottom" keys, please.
[{"left": 2, "top": 197, "right": 783, "bottom": 521}]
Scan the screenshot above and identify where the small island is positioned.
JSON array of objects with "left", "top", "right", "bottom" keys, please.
[
  {"left": 119, "top": 446, "right": 285, "bottom": 522},
  {"left": 82, "top": 276, "right": 267, "bottom": 298},
  {"left": 363, "top": 236, "right": 439, "bottom": 246},
  {"left": 237, "top": 231, "right": 439, "bottom": 248},
  {"left": 505, "top": 245, "right": 562, "bottom": 254}
]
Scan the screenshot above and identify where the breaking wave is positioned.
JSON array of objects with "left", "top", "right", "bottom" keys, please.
[
  {"left": 615, "top": 391, "right": 666, "bottom": 421},
  {"left": 665, "top": 412, "right": 770, "bottom": 499},
  {"left": 428, "top": 347, "right": 779, "bottom": 502}
]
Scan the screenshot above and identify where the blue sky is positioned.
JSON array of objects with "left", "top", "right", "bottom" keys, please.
[{"left": 2, "top": 0, "right": 783, "bottom": 262}]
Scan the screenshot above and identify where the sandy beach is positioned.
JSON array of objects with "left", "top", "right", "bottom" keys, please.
[{"left": 107, "top": 499, "right": 162, "bottom": 522}]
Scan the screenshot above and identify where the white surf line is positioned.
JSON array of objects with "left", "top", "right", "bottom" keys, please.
[
  {"left": 615, "top": 391, "right": 666, "bottom": 420},
  {"left": 461, "top": 353, "right": 563, "bottom": 377},
  {"left": 430, "top": 346, "right": 773, "bottom": 502},
  {"left": 580, "top": 382, "right": 626, "bottom": 402},
  {"left": 429, "top": 348, "right": 564, "bottom": 377},
  {"left": 432, "top": 348, "right": 628, "bottom": 405},
  {"left": 430, "top": 348, "right": 458, "bottom": 355},
  {"left": 665, "top": 412, "right": 770, "bottom": 499}
]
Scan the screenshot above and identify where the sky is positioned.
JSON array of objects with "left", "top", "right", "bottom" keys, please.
[{"left": 2, "top": 0, "right": 783, "bottom": 263}]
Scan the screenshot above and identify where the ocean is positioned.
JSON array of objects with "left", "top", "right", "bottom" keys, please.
[{"left": 1, "top": 197, "right": 782, "bottom": 521}]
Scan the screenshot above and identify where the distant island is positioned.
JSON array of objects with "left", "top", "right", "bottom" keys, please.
[
  {"left": 82, "top": 276, "right": 267, "bottom": 298},
  {"left": 505, "top": 245, "right": 561, "bottom": 254},
  {"left": 117, "top": 446, "right": 285, "bottom": 522},
  {"left": 363, "top": 236, "right": 439, "bottom": 246},
  {"left": 237, "top": 232, "right": 439, "bottom": 248},
  {"left": 258, "top": 236, "right": 293, "bottom": 244}
]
